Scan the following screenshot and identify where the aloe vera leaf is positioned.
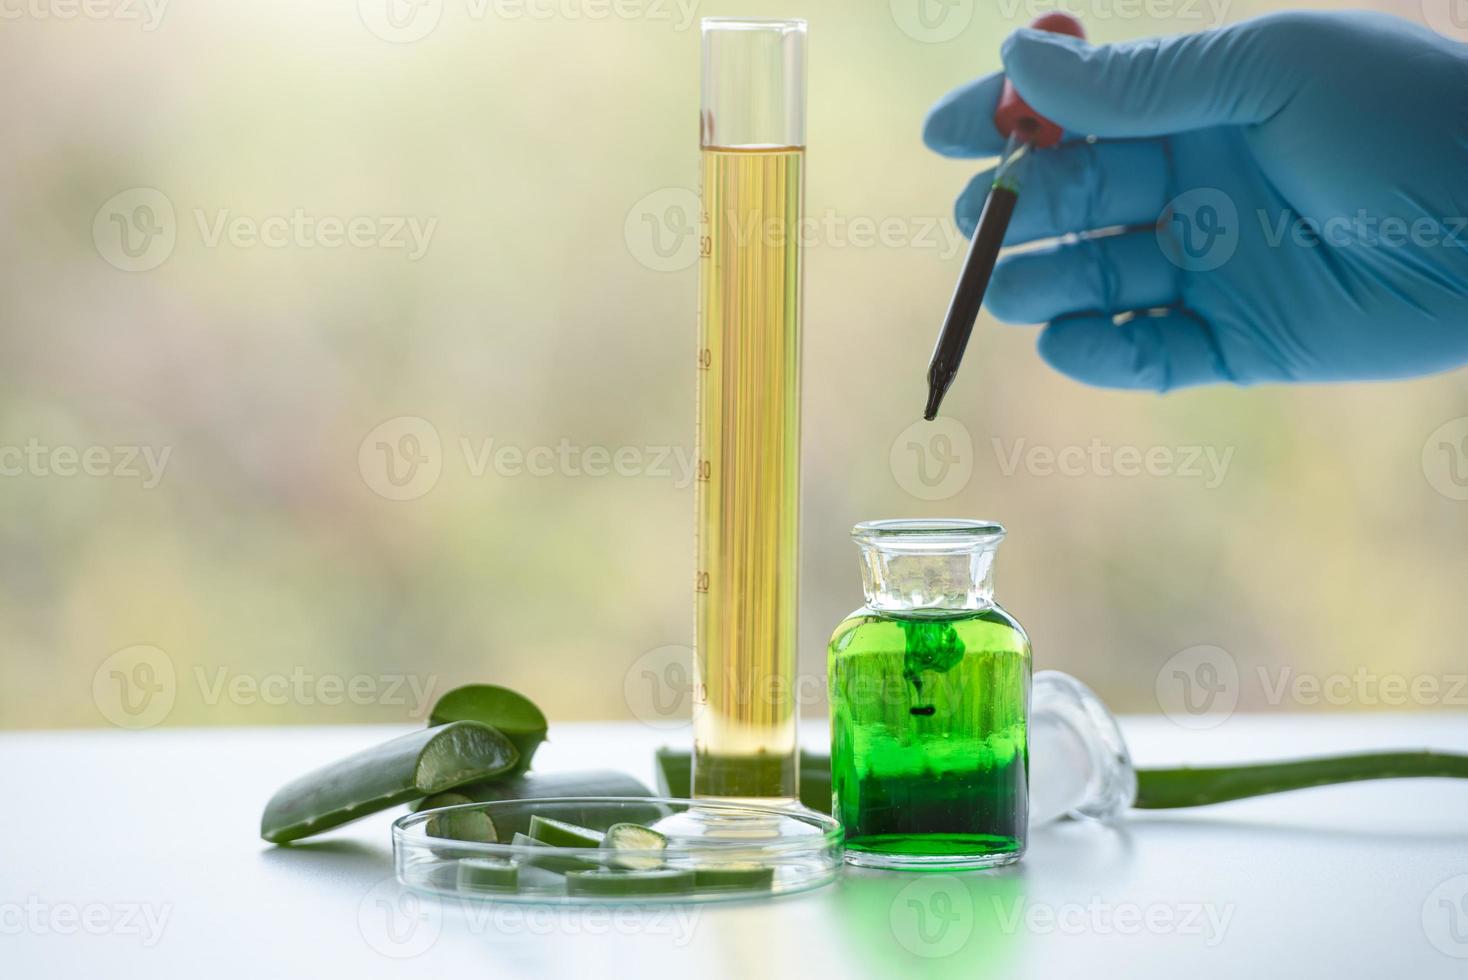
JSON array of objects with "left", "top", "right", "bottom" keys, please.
[
  {"left": 1133, "top": 750, "right": 1468, "bottom": 809},
  {"left": 655, "top": 747, "right": 832, "bottom": 812},
  {"left": 429, "top": 685, "right": 548, "bottom": 775},
  {"left": 260, "top": 721, "right": 518, "bottom": 844},
  {"left": 658, "top": 746, "right": 1468, "bottom": 814}
]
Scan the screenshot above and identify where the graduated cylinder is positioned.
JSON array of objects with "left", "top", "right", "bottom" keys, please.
[{"left": 693, "top": 19, "right": 807, "bottom": 803}]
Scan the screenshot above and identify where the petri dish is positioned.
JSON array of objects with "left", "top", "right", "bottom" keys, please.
[{"left": 394, "top": 796, "right": 843, "bottom": 904}]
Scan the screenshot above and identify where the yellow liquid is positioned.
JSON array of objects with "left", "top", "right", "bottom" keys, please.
[{"left": 693, "top": 146, "right": 804, "bottom": 802}]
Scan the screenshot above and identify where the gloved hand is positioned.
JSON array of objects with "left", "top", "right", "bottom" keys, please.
[{"left": 923, "top": 11, "right": 1468, "bottom": 390}]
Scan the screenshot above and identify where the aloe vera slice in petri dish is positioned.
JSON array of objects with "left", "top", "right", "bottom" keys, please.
[
  {"left": 510, "top": 832, "right": 599, "bottom": 874},
  {"left": 693, "top": 864, "right": 774, "bottom": 891},
  {"left": 419, "top": 769, "right": 655, "bottom": 807},
  {"left": 602, "top": 823, "right": 667, "bottom": 870},
  {"left": 425, "top": 795, "right": 499, "bottom": 844},
  {"left": 417, "top": 772, "right": 663, "bottom": 838},
  {"left": 260, "top": 721, "right": 519, "bottom": 844},
  {"left": 565, "top": 869, "right": 695, "bottom": 897},
  {"left": 456, "top": 857, "right": 519, "bottom": 891},
  {"left": 429, "top": 685, "right": 548, "bottom": 775},
  {"left": 528, "top": 815, "right": 605, "bottom": 848}
]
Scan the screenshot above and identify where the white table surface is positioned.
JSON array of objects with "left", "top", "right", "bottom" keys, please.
[{"left": 4, "top": 716, "right": 1468, "bottom": 979}]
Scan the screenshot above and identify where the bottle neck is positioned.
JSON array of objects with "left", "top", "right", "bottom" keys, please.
[{"left": 858, "top": 545, "right": 997, "bottom": 616}]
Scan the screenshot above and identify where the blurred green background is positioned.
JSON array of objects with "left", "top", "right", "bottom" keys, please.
[{"left": 1, "top": 0, "right": 1464, "bottom": 729}]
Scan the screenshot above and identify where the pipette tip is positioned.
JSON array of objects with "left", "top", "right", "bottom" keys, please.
[{"left": 923, "top": 385, "right": 944, "bottom": 422}]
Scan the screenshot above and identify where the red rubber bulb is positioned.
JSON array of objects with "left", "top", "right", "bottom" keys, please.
[{"left": 993, "top": 12, "right": 1087, "bottom": 149}]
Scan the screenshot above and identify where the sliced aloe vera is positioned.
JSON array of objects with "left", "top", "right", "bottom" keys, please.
[
  {"left": 456, "top": 857, "right": 518, "bottom": 891},
  {"left": 565, "top": 869, "right": 694, "bottom": 897},
  {"left": 602, "top": 823, "right": 667, "bottom": 870},
  {"left": 260, "top": 721, "right": 519, "bottom": 844},
  {"left": 693, "top": 864, "right": 774, "bottom": 891},
  {"left": 425, "top": 798, "right": 499, "bottom": 844},
  {"left": 421, "top": 770, "right": 654, "bottom": 807},
  {"left": 429, "top": 685, "right": 548, "bottom": 775},
  {"left": 417, "top": 771, "right": 662, "bottom": 839},
  {"left": 528, "top": 815, "right": 605, "bottom": 848},
  {"left": 510, "top": 832, "right": 598, "bottom": 874}
]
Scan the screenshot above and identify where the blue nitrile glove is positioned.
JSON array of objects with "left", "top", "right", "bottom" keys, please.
[{"left": 923, "top": 11, "right": 1468, "bottom": 391}]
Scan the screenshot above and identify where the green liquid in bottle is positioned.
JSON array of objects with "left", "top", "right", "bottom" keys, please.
[{"left": 828, "top": 607, "right": 1030, "bottom": 867}]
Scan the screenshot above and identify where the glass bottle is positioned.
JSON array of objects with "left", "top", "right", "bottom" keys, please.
[{"left": 827, "top": 519, "right": 1031, "bottom": 869}]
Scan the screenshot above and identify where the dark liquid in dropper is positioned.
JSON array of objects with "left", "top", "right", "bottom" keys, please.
[{"left": 923, "top": 184, "right": 1020, "bottom": 420}]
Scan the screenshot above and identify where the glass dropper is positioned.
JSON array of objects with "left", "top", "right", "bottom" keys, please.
[{"left": 922, "top": 12, "right": 1087, "bottom": 421}]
